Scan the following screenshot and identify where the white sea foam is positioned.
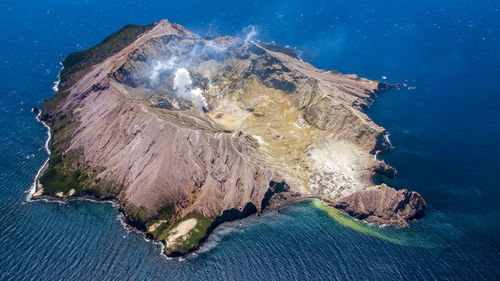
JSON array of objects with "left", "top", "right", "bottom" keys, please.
[
  {"left": 116, "top": 213, "right": 132, "bottom": 234},
  {"left": 115, "top": 212, "right": 178, "bottom": 260},
  {"left": 28, "top": 109, "right": 176, "bottom": 261},
  {"left": 52, "top": 62, "right": 63, "bottom": 92},
  {"left": 384, "top": 133, "right": 392, "bottom": 148},
  {"left": 26, "top": 111, "right": 52, "bottom": 202},
  {"left": 27, "top": 62, "right": 64, "bottom": 200},
  {"left": 52, "top": 80, "right": 60, "bottom": 92},
  {"left": 196, "top": 222, "right": 244, "bottom": 255}
]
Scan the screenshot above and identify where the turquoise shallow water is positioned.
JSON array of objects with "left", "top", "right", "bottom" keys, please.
[{"left": 1, "top": 0, "right": 499, "bottom": 280}]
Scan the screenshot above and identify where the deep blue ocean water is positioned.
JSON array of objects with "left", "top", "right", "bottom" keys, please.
[{"left": 1, "top": 0, "right": 499, "bottom": 280}]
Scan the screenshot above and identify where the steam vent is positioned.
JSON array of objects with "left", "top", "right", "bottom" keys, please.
[{"left": 35, "top": 20, "right": 425, "bottom": 256}]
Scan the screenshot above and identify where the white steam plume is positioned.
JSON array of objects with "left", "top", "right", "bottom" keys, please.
[
  {"left": 150, "top": 57, "right": 177, "bottom": 81},
  {"left": 203, "top": 41, "right": 227, "bottom": 53},
  {"left": 173, "top": 68, "right": 207, "bottom": 109},
  {"left": 197, "top": 60, "right": 219, "bottom": 82},
  {"left": 244, "top": 25, "right": 257, "bottom": 43}
]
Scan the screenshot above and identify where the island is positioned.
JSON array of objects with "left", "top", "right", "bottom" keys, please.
[{"left": 32, "top": 20, "right": 425, "bottom": 257}]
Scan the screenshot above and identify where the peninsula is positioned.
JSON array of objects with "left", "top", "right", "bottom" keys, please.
[{"left": 33, "top": 20, "right": 425, "bottom": 256}]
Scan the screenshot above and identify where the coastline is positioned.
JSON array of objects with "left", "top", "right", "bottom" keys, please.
[
  {"left": 28, "top": 63, "right": 63, "bottom": 200},
  {"left": 27, "top": 95, "right": 183, "bottom": 258},
  {"left": 26, "top": 110, "right": 52, "bottom": 202},
  {"left": 25, "top": 92, "right": 397, "bottom": 257},
  {"left": 27, "top": 102, "right": 311, "bottom": 257},
  {"left": 25, "top": 115, "right": 173, "bottom": 257},
  {"left": 26, "top": 21, "right": 422, "bottom": 257},
  {"left": 26, "top": 115, "right": 306, "bottom": 257},
  {"left": 26, "top": 110, "right": 399, "bottom": 256}
]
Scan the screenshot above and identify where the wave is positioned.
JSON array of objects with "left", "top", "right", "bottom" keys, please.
[
  {"left": 52, "top": 62, "right": 63, "bottom": 92},
  {"left": 26, "top": 110, "right": 52, "bottom": 202},
  {"left": 27, "top": 105, "right": 175, "bottom": 261},
  {"left": 194, "top": 221, "right": 246, "bottom": 257},
  {"left": 137, "top": 222, "right": 176, "bottom": 261},
  {"left": 27, "top": 61, "right": 63, "bottom": 201}
]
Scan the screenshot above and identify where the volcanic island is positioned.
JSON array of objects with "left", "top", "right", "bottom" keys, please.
[{"left": 32, "top": 20, "right": 425, "bottom": 257}]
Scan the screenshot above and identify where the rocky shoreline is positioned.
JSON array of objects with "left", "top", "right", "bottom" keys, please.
[
  {"left": 29, "top": 135, "right": 421, "bottom": 255},
  {"left": 30, "top": 177, "right": 296, "bottom": 257},
  {"left": 32, "top": 19, "right": 425, "bottom": 257}
]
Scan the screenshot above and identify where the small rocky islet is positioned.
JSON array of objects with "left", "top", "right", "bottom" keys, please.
[{"left": 33, "top": 20, "right": 425, "bottom": 256}]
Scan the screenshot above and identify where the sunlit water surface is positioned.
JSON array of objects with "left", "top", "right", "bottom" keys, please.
[{"left": 1, "top": 0, "right": 499, "bottom": 280}]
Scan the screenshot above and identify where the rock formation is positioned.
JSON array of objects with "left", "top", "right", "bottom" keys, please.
[
  {"left": 334, "top": 184, "right": 426, "bottom": 227},
  {"left": 34, "top": 19, "right": 425, "bottom": 256}
]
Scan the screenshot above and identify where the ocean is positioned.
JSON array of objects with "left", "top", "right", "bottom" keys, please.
[{"left": 1, "top": 0, "right": 499, "bottom": 280}]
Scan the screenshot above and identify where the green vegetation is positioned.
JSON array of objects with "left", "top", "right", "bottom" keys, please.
[
  {"left": 123, "top": 205, "right": 149, "bottom": 223},
  {"left": 60, "top": 24, "right": 154, "bottom": 91},
  {"left": 145, "top": 205, "right": 176, "bottom": 239},
  {"left": 161, "top": 213, "right": 213, "bottom": 255},
  {"left": 48, "top": 112, "right": 79, "bottom": 155},
  {"left": 39, "top": 110, "right": 85, "bottom": 196},
  {"left": 38, "top": 111, "right": 118, "bottom": 198},
  {"left": 39, "top": 165, "right": 82, "bottom": 196},
  {"left": 38, "top": 145, "right": 116, "bottom": 198},
  {"left": 260, "top": 42, "right": 300, "bottom": 59},
  {"left": 43, "top": 23, "right": 153, "bottom": 116},
  {"left": 147, "top": 221, "right": 169, "bottom": 240},
  {"left": 39, "top": 23, "right": 154, "bottom": 197},
  {"left": 38, "top": 111, "right": 96, "bottom": 197}
]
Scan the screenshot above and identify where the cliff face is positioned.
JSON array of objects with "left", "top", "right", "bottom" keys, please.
[
  {"left": 334, "top": 184, "right": 426, "bottom": 227},
  {"left": 37, "top": 20, "right": 425, "bottom": 256}
]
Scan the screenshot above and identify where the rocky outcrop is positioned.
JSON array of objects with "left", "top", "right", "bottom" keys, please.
[
  {"left": 334, "top": 184, "right": 426, "bottom": 227},
  {"left": 35, "top": 19, "right": 425, "bottom": 256}
]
